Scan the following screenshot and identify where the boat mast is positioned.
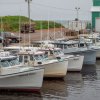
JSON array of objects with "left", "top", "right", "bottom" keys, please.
[
  {"left": 29, "top": 18, "right": 31, "bottom": 47},
  {"left": 0, "top": 17, "right": 2, "bottom": 33},
  {"left": 60, "top": 17, "right": 63, "bottom": 38},
  {"left": 0, "top": 17, "right": 3, "bottom": 37},
  {"left": 40, "top": 17, "right": 43, "bottom": 41},
  {"left": 0, "top": 16, "right": 4, "bottom": 47},
  {"left": 47, "top": 13, "right": 49, "bottom": 40},
  {"left": 24, "top": 23, "right": 25, "bottom": 47},
  {"left": 54, "top": 20, "right": 56, "bottom": 40},
  {"left": 19, "top": 15, "right": 21, "bottom": 48}
]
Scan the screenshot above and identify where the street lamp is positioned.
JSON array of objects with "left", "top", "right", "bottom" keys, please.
[{"left": 75, "top": 7, "right": 80, "bottom": 21}]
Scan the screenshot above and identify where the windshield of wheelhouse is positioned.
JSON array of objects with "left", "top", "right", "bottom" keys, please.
[
  {"left": 8, "top": 58, "right": 20, "bottom": 66},
  {"left": 54, "top": 49, "right": 64, "bottom": 56},
  {"left": 57, "top": 50, "right": 64, "bottom": 55},
  {"left": 54, "top": 50, "right": 59, "bottom": 55},
  {"left": 0, "top": 60, "right": 10, "bottom": 67},
  {"left": 43, "top": 51, "right": 48, "bottom": 59},
  {"left": 39, "top": 54, "right": 44, "bottom": 59},
  {"left": 34, "top": 54, "right": 42, "bottom": 61}
]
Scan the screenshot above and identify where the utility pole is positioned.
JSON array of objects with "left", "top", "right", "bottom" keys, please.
[
  {"left": 75, "top": 7, "right": 80, "bottom": 37},
  {"left": 25, "top": 0, "right": 32, "bottom": 46},
  {"left": 75, "top": 7, "right": 80, "bottom": 21},
  {"left": 25, "top": 0, "right": 32, "bottom": 21}
]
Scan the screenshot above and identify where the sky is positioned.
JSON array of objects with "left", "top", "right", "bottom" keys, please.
[{"left": 0, "top": 0, "right": 92, "bottom": 20}]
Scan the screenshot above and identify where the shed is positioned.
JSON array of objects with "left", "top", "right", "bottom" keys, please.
[{"left": 91, "top": 0, "right": 100, "bottom": 32}]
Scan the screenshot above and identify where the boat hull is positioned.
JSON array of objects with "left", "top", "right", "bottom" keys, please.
[
  {"left": 73, "top": 51, "right": 96, "bottom": 65},
  {"left": 64, "top": 49, "right": 96, "bottom": 65},
  {"left": 43, "top": 60, "right": 68, "bottom": 78},
  {"left": 0, "top": 67, "right": 44, "bottom": 91},
  {"left": 96, "top": 51, "right": 100, "bottom": 58},
  {"left": 67, "top": 55, "right": 84, "bottom": 71}
]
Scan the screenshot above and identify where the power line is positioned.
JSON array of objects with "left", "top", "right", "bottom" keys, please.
[
  {"left": 0, "top": 1, "right": 90, "bottom": 13},
  {"left": 32, "top": 2, "right": 90, "bottom": 13},
  {"left": 32, "top": 2, "right": 75, "bottom": 12}
]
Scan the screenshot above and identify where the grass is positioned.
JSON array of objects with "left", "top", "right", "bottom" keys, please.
[{"left": 0, "top": 16, "right": 64, "bottom": 32}]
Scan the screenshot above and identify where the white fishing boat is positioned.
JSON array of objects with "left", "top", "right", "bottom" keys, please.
[
  {"left": 87, "top": 33, "right": 100, "bottom": 58},
  {"left": 38, "top": 47, "right": 84, "bottom": 71},
  {"left": 18, "top": 50, "right": 68, "bottom": 78},
  {"left": 46, "top": 38, "right": 100, "bottom": 65},
  {"left": 0, "top": 51, "right": 44, "bottom": 91}
]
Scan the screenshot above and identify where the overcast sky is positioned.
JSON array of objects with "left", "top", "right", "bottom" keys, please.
[{"left": 0, "top": 0, "right": 92, "bottom": 20}]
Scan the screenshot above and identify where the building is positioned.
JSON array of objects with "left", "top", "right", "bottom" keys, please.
[
  {"left": 67, "top": 20, "right": 87, "bottom": 31},
  {"left": 91, "top": 0, "right": 100, "bottom": 32}
]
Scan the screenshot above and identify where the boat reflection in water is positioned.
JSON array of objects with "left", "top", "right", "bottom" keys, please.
[
  {"left": 82, "top": 64, "right": 97, "bottom": 78},
  {"left": 0, "top": 91, "right": 43, "bottom": 100},
  {"left": 66, "top": 64, "right": 97, "bottom": 100},
  {"left": 41, "top": 78, "right": 68, "bottom": 100}
]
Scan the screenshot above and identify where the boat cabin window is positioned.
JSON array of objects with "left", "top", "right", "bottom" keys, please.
[
  {"left": 0, "top": 40, "right": 2, "bottom": 43},
  {"left": 24, "top": 55, "right": 28, "bottom": 63},
  {"left": 26, "top": 49, "right": 31, "bottom": 52},
  {"left": 97, "top": 38, "right": 100, "bottom": 42},
  {"left": 54, "top": 50, "right": 58, "bottom": 55},
  {"left": 58, "top": 50, "right": 64, "bottom": 55},
  {"left": 54, "top": 44, "right": 57, "bottom": 48},
  {"left": 79, "top": 43, "right": 85, "bottom": 47},
  {"left": 54, "top": 50, "right": 64, "bottom": 55},
  {"left": 92, "top": 39, "right": 95, "bottom": 43},
  {"left": 45, "top": 51, "right": 49, "bottom": 56},
  {"left": 50, "top": 50, "right": 53, "bottom": 55},
  {"left": 57, "top": 44, "right": 63, "bottom": 49},
  {"left": 32, "top": 43, "right": 40, "bottom": 47},
  {"left": 64, "top": 45, "right": 67, "bottom": 49},
  {"left": 73, "top": 44, "right": 78, "bottom": 47},
  {"left": 67, "top": 44, "right": 72, "bottom": 48},
  {"left": 19, "top": 55, "right": 23, "bottom": 63},
  {"left": 30, "top": 55, "right": 33, "bottom": 61},
  {"left": 72, "top": 44, "right": 75, "bottom": 47},
  {"left": 39, "top": 54, "right": 44, "bottom": 59},
  {"left": 0, "top": 60, "right": 10, "bottom": 67},
  {"left": 45, "top": 51, "right": 48, "bottom": 55},
  {"left": 10, "top": 50, "right": 19, "bottom": 56},
  {"left": 34, "top": 55, "right": 41, "bottom": 61},
  {"left": 56, "top": 44, "right": 59, "bottom": 48},
  {"left": 44, "top": 53, "right": 48, "bottom": 59}
]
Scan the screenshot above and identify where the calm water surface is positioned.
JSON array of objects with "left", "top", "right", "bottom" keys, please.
[{"left": 0, "top": 61, "right": 100, "bottom": 100}]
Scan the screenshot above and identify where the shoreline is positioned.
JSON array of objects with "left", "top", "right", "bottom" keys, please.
[{"left": 13, "top": 28, "right": 78, "bottom": 46}]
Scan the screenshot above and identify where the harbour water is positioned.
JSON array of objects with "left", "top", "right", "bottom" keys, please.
[{"left": 0, "top": 61, "right": 100, "bottom": 100}]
